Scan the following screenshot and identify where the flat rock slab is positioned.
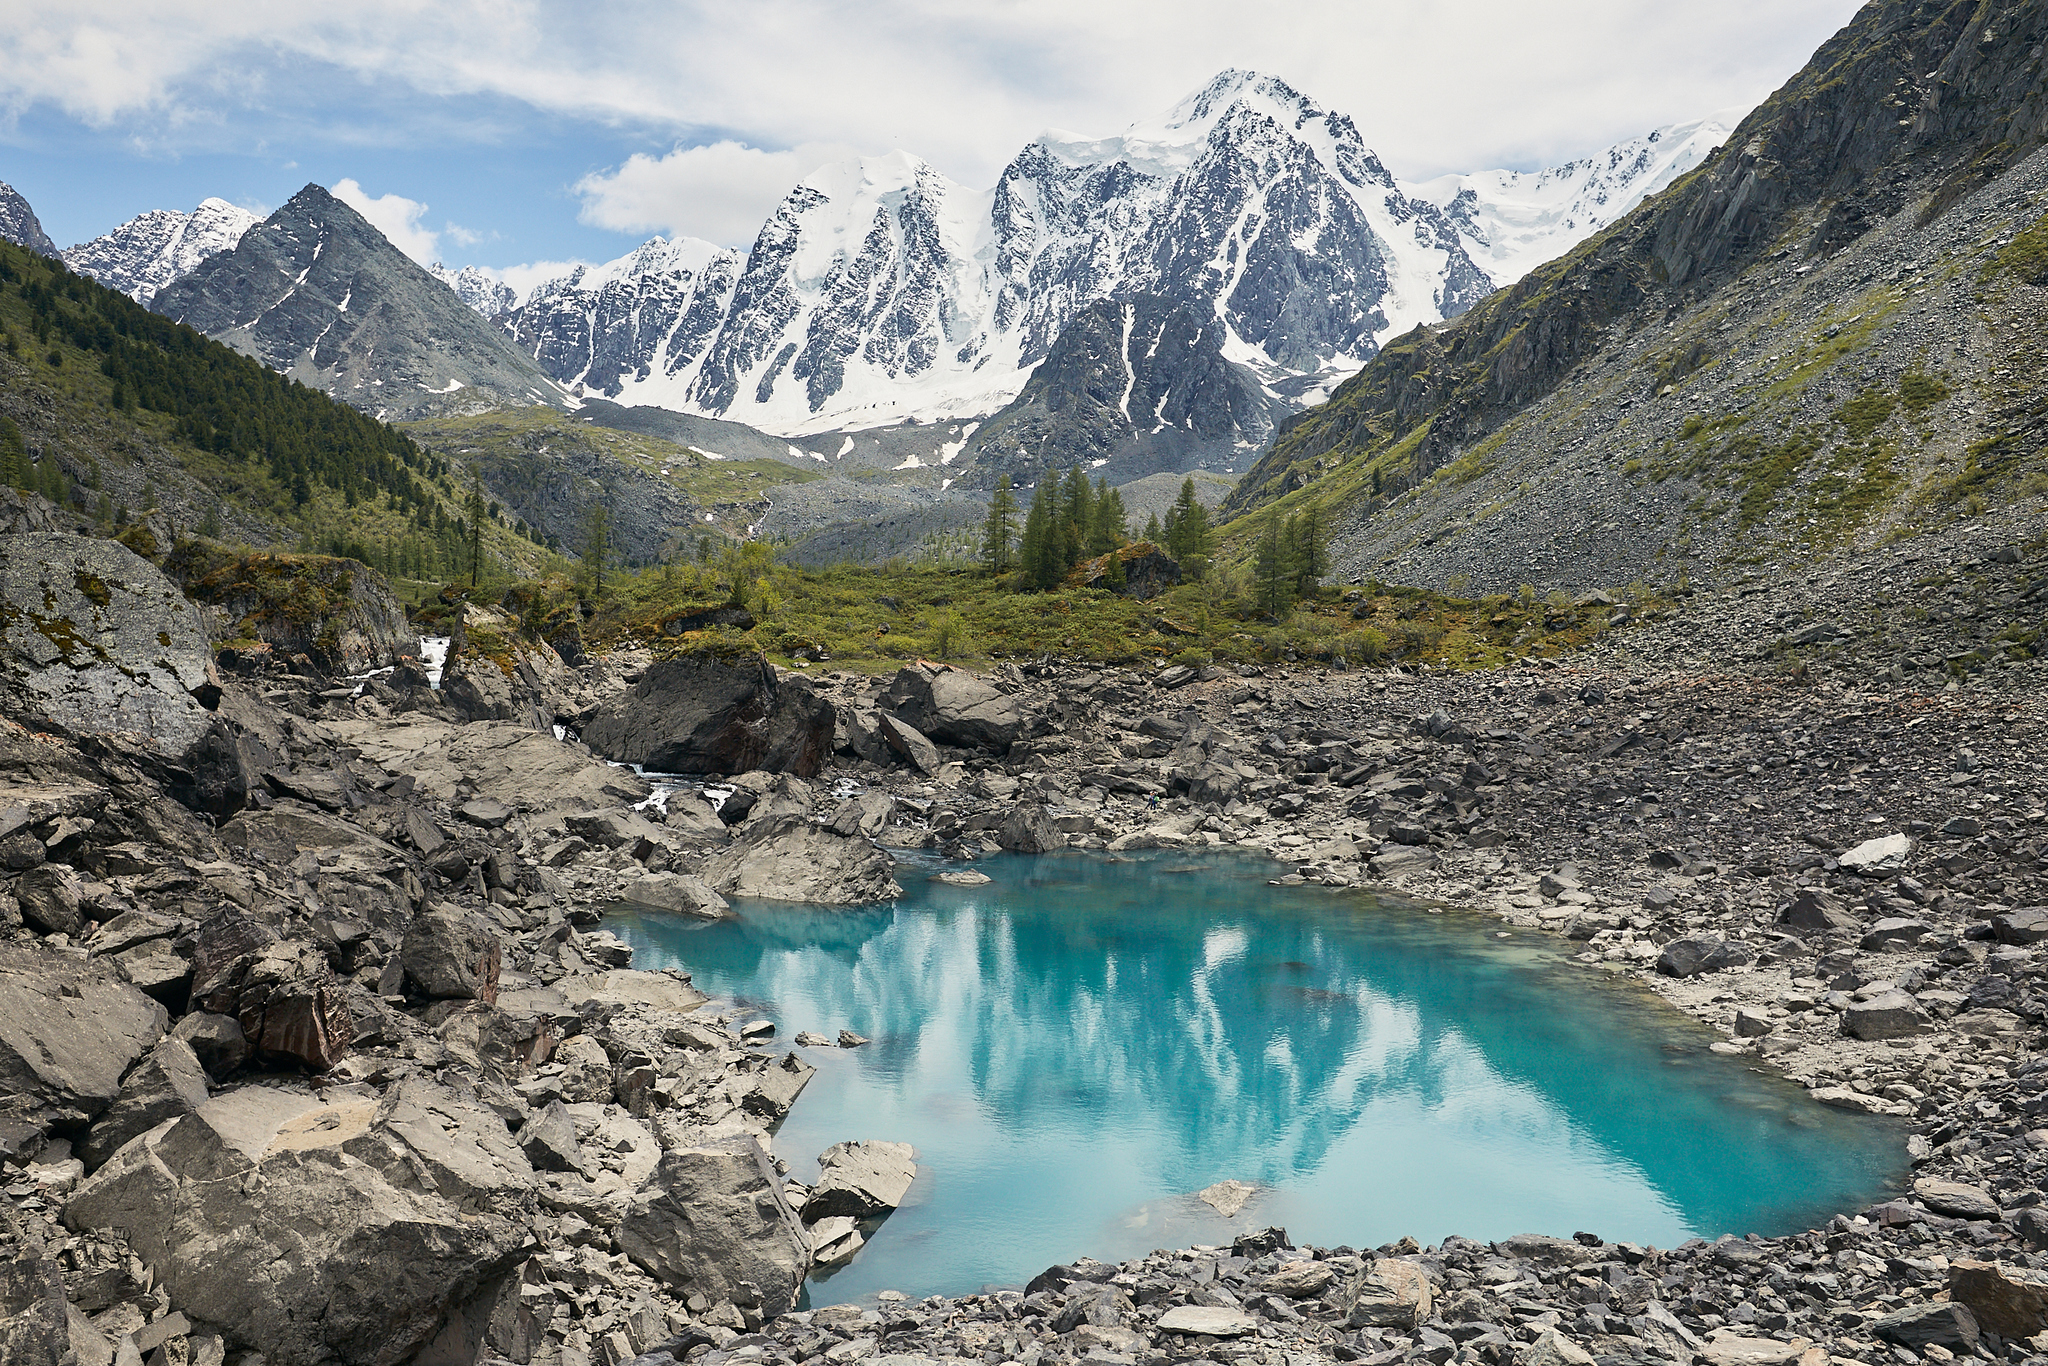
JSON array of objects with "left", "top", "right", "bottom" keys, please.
[
  {"left": 0, "top": 941, "right": 169, "bottom": 1148},
  {"left": 1916, "top": 1177, "right": 2002, "bottom": 1220},
  {"left": 556, "top": 970, "right": 708, "bottom": 1015},
  {"left": 323, "top": 716, "right": 651, "bottom": 812},
  {"left": 803, "top": 1140, "right": 917, "bottom": 1219},
  {"left": 1698, "top": 1332, "right": 1816, "bottom": 1366},
  {"left": 1196, "top": 1179, "right": 1257, "bottom": 1218},
  {"left": 1951, "top": 1259, "right": 2048, "bottom": 1338},
  {"left": 1155, "top": 1306, "right": 1259, "bottom": 1337}
]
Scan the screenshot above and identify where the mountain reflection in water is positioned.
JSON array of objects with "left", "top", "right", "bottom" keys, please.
[{"left": 611, "top": 849, "right": 1904, "bottom": 1303}]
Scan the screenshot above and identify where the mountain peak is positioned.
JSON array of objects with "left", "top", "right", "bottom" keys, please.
[
  {"left": 0, "top": 180, "right": 59, "bottom": 258},
  {"left": 63, "top": 196, "right": 258, "bottom": 304}
]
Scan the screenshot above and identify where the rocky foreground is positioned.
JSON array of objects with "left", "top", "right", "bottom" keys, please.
[{"left": 3, "top": 499, "right": 2048, "bottom": 1366}]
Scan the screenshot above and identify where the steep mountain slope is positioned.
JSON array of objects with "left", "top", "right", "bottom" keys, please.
[
  {"left": 1223, "top": 0, "right": 2048, "bottom": 594},
  {"left": 154, "top": 184, "right": 564, "bottom": 421},
  {"left": 0, "top": 237, "right": 546, "bottom": 583},
  {"left": 1412, "top": 112, "right": 1738, "bottom": 287},
  {"left": 64, "top": 199, "right": 258, "bottom": 303},
  {"left": 503, "top": 72, "right": 1697, "bottom": 437},
  {"left": 957, "top": 294, "right": 1287, "bottom": 488},
  {"left": 0, "top": 181, "right": 57, "bottom": 257}
]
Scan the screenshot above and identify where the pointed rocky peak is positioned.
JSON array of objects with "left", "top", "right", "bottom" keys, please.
[
  {"left": 430, "top": 263, "right": 520, "bottom": 317},
  {"left": 154, "top": 182, "right": 561, "bottom": 420},
  {"left": 0, "top": 180, "right": 58, "bottom": 258}
]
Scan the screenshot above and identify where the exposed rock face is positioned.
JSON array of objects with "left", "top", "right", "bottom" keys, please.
[
  {"left": 881, "top": 662, "right": 1032, "bottom": 751},
  {"left": 64, "top": 1080, "right": 536, "bottom": 1366},
  {"left": 0, "top": 943, "right": 169, "bottom": 1155},
  {"left": 960, "top": 295, "right": 1286, "bottom": 489},
  {"left": 0, "top": 532, "right": 217, "bottom": 750},
  {"left": 581, "top": 651, "right": 835, "bottom": 777},
  {"left": 79, "top": 1038, "right": 210, "bottom": 1170},
  {"left": 322, "top": 715, "right": 652, "bottom": 812},
  {"left": 167, "top": 548, "right": 414, "bottom": 674},
  {"left": 153, "top": 183, "right": 561, "bottom": 420},
  {"left": 1077, "top": 544, "right": 1183, "bottom": 599},
  {"left": 0, "top": 179, "right": 58, "bottom": 257},
  {"left": 701, "top": 819, "right": 902, "bottom": 906},
  {"left": 618, "top": 1133, "right": 811, "bottom": 1318}
]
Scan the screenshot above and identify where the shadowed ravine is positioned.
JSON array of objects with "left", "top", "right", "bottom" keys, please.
[{"left": 611, "top": 849, "right": 1907, "bottom": 1304}]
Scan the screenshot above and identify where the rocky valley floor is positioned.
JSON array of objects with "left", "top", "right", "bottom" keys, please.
[{"left": 3, "top": 500, "right": 2048, "bottom": 1366}]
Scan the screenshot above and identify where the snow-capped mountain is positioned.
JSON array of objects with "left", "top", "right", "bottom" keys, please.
[
  {"left": 499, "top": 71, "right": 1496, "bottom": 435},
  {"left": 500, "top": 236, "right": 740, "bottom": 399},
  {"left": 63, "top": 198, "right": 258, "bottom": 304},
  {"left": 429, "top": 263, "right": 520, "bottom": 318},
  {"left": 1411, "top": 111, "right": 1738, "bottom": 286},
  {"left": 488, "top": 72, "right": 1731, "bottom": 440},
  {"left": 0, "top": 180, "right": 58, "bottom": 258}
]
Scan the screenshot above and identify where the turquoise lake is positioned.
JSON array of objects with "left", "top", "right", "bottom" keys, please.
[{"left": 608, "top": 849, "right": 1907, "bottom": 1304}]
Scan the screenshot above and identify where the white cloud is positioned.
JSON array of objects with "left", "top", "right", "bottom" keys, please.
[
  {"left": 330, "top": 178, "right": 439, "bottom": 264},
  {"left": 575, "top": 140, "right": 858, "bottom": 246},
  {"left": 3, "top": 1, "right": 1868, "bottom": 233}
]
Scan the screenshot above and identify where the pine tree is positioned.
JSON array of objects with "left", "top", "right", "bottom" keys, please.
[
  {"left": 581, "top": 504, "right": 611, "bottom": 598},
  {"left": 1143, "top": 510, "right": 1162, "bottom": 543},
  {"left": 1089, "top": 480, "right": 1128, "bottom": 555},
  {"left": 466, "top": 470, "right": 488, "bottom": 587},
  {"left": 1286, "top": 501, "right": 1328, "bottom": 595},
  {"left": 1020, "top": 480, "right": 1064, "bottom": 590},
  {"left": 0, "top": 415, "right": 27, "bottom": 490},
  {"left": 1255, "top": 508, "right": 1294, "bottom": 618},
  {"left": 1059, "top": 464, "right": 1093, "bottom": 574},
  {"left": 980, "top": 475, "right": 1017, "bottom": 575},
  {"left": 1164, "top": 477, "right": 1213, "bottom": 578}
]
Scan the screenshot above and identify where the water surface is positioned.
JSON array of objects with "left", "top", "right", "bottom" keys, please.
[{"left": 610, "top": 849, "right": 1904, "bottom": 1302}]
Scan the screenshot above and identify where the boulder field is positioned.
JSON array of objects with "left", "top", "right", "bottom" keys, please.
[{"left": 4, "top": 503, "right": 2048, "bottom": 1366}]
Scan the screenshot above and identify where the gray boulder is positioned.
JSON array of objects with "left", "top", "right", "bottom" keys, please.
[
  {"left": 1873, "top": 1302, "right": 1979, "bottom": 1354},
  {"left": 1843, "top": 991, "right": 1932, "bottom": 1041},
  {"left": 1914, "top": 1177, "right": 2001, "bottom": 1220},
  {"left": 618, "top": 1132, "right": 812, "bottom": 1317},
  {"left": 0, "top": 1254, "right": 68, "bottom": 1366},
  {"left": 994, "top": 803, "right": 1064, "bottom": 854},
  {"left": 702, "top": 818, "right": 903, "bottom": 906},
  {"left": 79, "top": 1038, "right": 209, "bottom": 1170},
  {"left": 14, "top": 864, "right": 84, "bottom": 936},
  {"left": 580, "top": 651, "right": 835, "bottom": 777},
  {"left": 877, "top": 711, "right": 942, "bottom": 775},
  {"left": 64, "top": 1079, "right": 535, "bottom": 1366},
  {"left": 170, "top": 548, "right": 413, "bottom": 675},
  {"left": 170, "top": 1012, "right": 250, "bottom": 1080},
  {"left": 881, "top": 663, "right": 1031, "bottom": 751},
  {"left": 1339, "top": 1258, "right": 1436, "bottom": 1329},
  {"left": 802, "top": 1139, "right": 918, "bottom": 1220},
  {"left": 618, "top": 872, "right": 730, "bottom": 920},
  {"left": 0, "top": 942, "right": 167, "bottom": 1155},
  {"left": 402, "top": 907, "right": 503, "bottom": 1004},
  {"left": 518, "top": 1099, "right": 584, "bottom": 1174},
  {"left": 1993, "top": 908, "right": 2048, "bottom": 946},
  {"left": 1656, "top": 937, "right": 1757, "bottom": 978},
  {"left": 1778, "top": 889, "right": 1861, "bottom": 934},
  {"left": 740, "top": 1052, "right": 816, "bottom": 1122},
  {"left": 0, "top": 532, "right": 217, "bottom": 749}
]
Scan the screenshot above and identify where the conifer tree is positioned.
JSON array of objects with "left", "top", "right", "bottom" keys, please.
[
  {"left": 1255, "top": 508, "right": 1294, "bottom": 618},
  {"left": 581, "top": 504, "right": 611, "bottom": 598},
  {"left": 1286, "top": 501, "right": 1328, "bottom": 595},
  {"left": 1143, "top": 510, "right": 1162, "bottom": 543},
  {"left": 466, "top": 470, "right": 488, "bottom": 588},
  {"left": 1089, "top": 480, "right": 1128, "bottom": 555},
  {"left": 980, "top": 475, "right": 1017, "bottom": 575},
  {"left": 1019, "top": 480, "right": 1062, "bottom": 590},
  {"left": 1164, "top": 477, "right": 1213, "bottom": 578}
]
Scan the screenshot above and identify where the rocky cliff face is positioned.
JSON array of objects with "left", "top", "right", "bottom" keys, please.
[
  {"left": 153, "top": 184, "right": 564, "bottom": 421},
  {"left": 63, "top": 199, "right": 258, "bottom": 304},
  {"left": 0, "top": 180, "right": 57, "bottom": 258},
  {"left": 959, "top": 294, "right": 1288, "bottom": 489},
  {"left": 1224, "top": 0, "right": 2048, "bottom": 592},
  {"left": 429, "top": 262, "right": 519, "bottom": 317}
]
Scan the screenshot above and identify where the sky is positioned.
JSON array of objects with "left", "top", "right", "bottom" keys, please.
[{"left": 0, "top": 0, "right": 1866, "bottom": 284}]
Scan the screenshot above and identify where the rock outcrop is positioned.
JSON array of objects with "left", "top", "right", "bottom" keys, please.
[
  {"left": 166, "top": 546, "right": 414, "bottom": 675},
  {"left": 581, "top": 650, "right": 835, "bottom": 777},
  {"left": 618, "top": 1132, "right": 812, "bottom": 1318},
  {"left": 701, "top": 818, "right": 902, "bottom": 906},
  {"left": 0, "top": 532, "right": 217, "bottom": 749},
  {"left": 880, "top": 662, "right": 1033, "bottom": 751}
]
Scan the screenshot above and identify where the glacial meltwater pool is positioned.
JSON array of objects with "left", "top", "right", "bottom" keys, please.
[{"left": 608, "top": 849, "right": 1906, "bottom": 1304}]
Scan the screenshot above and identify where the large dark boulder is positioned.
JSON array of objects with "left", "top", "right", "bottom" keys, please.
[
  {"left": 618, "top": 1133, "right": 812, "bottom": 1318},
  {"left": 580, "top": 651, "right": 835, "bottom": 777},
  {"left": 1078, "top": 544, "right": 1183, "bottom": 600},
  {"left": 881, "top": 662, "right": 1032, "bottom": 751}
]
